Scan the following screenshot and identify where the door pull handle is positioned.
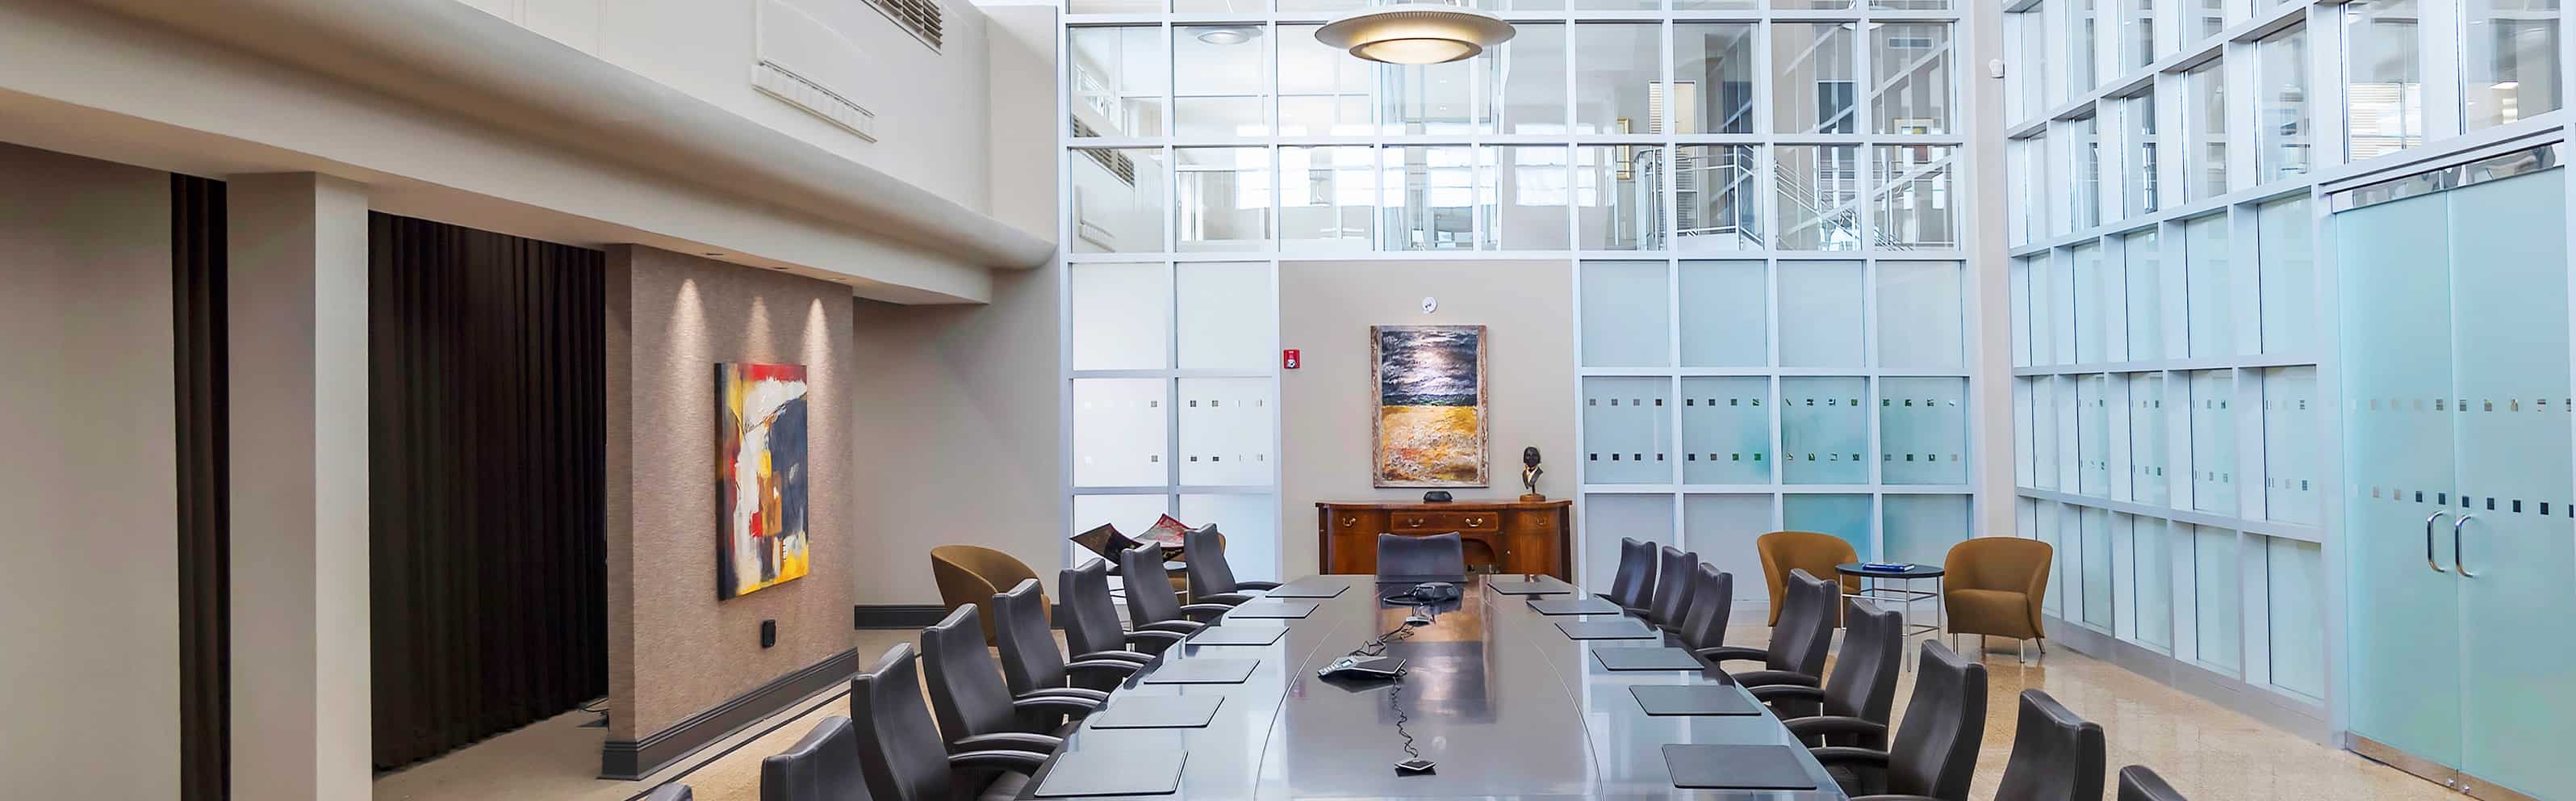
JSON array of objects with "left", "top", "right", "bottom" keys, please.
[
  {"left": 2453, "top": 514, "right": 2478, "bottom": 578},
  {"left": 2425, "top": 510, "right": 2450, "bottom": 572}
]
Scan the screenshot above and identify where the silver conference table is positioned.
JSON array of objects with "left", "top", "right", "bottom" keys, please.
[{"left": 1019, "top": 574, "right": 1848, "bottom": 800}]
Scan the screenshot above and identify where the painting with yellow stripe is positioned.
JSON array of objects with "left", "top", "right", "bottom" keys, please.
[{"left": 717, "top": 363, "right": 810, "bottom": 599}]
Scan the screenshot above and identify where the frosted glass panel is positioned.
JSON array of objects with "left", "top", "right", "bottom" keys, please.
[
  {"left": 1880, "top": 377, "right": 1968, "bottom": 484},
  {"left": 1784, "top": 493, "right": 1874, "bottom": 562},
  {"left": 1584, "top": 493, "right": 1675, "bottom": 589},
  {"left": 1581, "top": 261, "right": 1672, "bottom": 367},
  {"left": 2189, "top": 370, "right": 2238, "bottom": 514},
  {"left": 1074, "top": 379, "right": 1169, "bottom": 487},
  {"left": 2265, "top": 535, "right": 2326, "bottom": 698},
  {"left": 2193, "top": 526, "right": 2243, "bottom": 672},
  {"left": 1583, "top": 377, "right": 1674, "bottom": 484},
  {"left": 1073, "top": 494, "right": 1171, "bottom": 563},
  {"left": 1876, "top": 261, "right": 1965, "bottom": 370},
  {"left": 1072, "top": 262, "right": 1169, "bottom": 371},
  {"left": 1177, "top": 378, "right": 1273, "bottom": 485},
  {"left": 2014, "top": 378, "right": 2036, "bottom": 487},
  {"left": 2256, "top": 196, "right": 2317, "bottom": 354},
  {"left": 1679, "top": 260, "right": 1769, "bottom": 367},
  {"left": 1681, "top": 377, "right": 1771, "bottom": 484},
  {"left": 2026, "top": 253, "right": 2059, "bottom": 364},
  {"left": 1177, "top": 262, "right": 1275, "bottom": 369},
  {"left": 2130, "top": 372, "right": 2169, "bottom": 505},
  {"left": 2133, "top": 517, "right": 2174, "bottom": 649},
  {"left": 1782, "top": 376, "right": 1869, "bottom": 484},
  {"left": 2071, "top": 244, "right": 2109, "bottom": 363},
  {"left": 2035, "top": 504, "right": 2064, "bottom": 614},
  {"left": 1686, "top": 494, "right": 1774, "bottom": 600},
  {"left": 2185, "top": 213, "right": 2237, "bottom": 357},
  {"left": 1779, "top": 261, "right": 1866, "bottom": 367},
  {"left": 2081, "top": 506, "right": 2114, "bottom": 630},
  {"left": 2260, "top": 367, "right": 2320, "bottom": 524},
  {"left": 1181, "top": 493, "right": 1278, "bottom": 581},
  {"left": 2124, "top": 229, "right": 2164, "bottom": 360},
  {"left": 2010, "top": 257, "right": 2034, "bottom": 367},
  {"left": 2076, "top": 375, "right": 2110, "bottom": 496},
  {"left": 1883, "top": 494, "right": 1968, "bottom": 568},
  {"left": 2031, "top": 376, "right": 2060, "bottom": 489}
]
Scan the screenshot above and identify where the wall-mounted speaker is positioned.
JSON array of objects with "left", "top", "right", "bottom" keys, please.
[{"left": 760, "top": 619, "right": 778, "bottom": 648}]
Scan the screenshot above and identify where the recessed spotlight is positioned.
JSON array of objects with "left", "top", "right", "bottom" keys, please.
[{"left": 1194, "top": 25, "right": 1261, "bottom": 45}]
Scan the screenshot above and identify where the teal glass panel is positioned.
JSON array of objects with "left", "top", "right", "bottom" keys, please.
[
  {"left": 2051, "top": 375, "right": 2080, "bottom": 489},
  {"left": 1882, "top": 495, "right": 1968, "bottom": 568},
  {"left": 2193, "top": 525, "right": 2242, "bottom": 673},
  {"left": 2010, "top": 257, "right": 2034, "bottom": 367},
  {"left": 2013, "top": 378, "right": 2037, "bottom": 488},
  {"left": 1779, "top": 261, "right": 1866, "bottom": 367},
  {"left": 1583, "top": 377, "right": 1675, "bottom": 484},
  {"left": 1583, "top": 493, "right": 1676, "bottom": 590},
  {"left": 2184, "top": 213, "right": 2237, "bottom": 357},
  {"left": 2132, "top": 516, "right": 2174, "bottom": 650},
  {"left": 1784, "top": 493, "right": 1875, "bottom": 562},
  {"left": 2080, "top": 506, "right": 2114, "bottom": 630},
  {"left": 2260, "top": 367, "right": 2321, "bottom": 524},
  {"left": 2026, "top": 253, "right": 2059, "bottom": 364},
  {"left": 2030, "top": 376, "right": 2060, "bottom": 489},
  {"left": 2131, "top": 372, "right": 2169, "bottom": 505},
  {"left": 1781, "top": 376, "right": 1869, "bottom": 484},
  {"left": 2264, "top": 535, "right": 2326, "bottom": 698},
  {"left": 1681, "top": 377, "right": 1771, "bottom": 484},
  {"left": 1679, "top": 260, "right": 1769, "bottom": 367},
  {"left": 2076, "top": 375, "right": 2110, "bottom": 496},
  {"left": 2188, "top": 370, "right": 2238, "bottom": 515},
  {"left": 2071, "top": 244, "right": 2109, "bottom": 363},
  {"left": 1880, "top": 377, "right": 1968, "bottom": 484},
  {"left": 1686, "top": 494, "right": 1775, "bottom": 600},
  {"left": 2034, "top": 502, "right": 2065, "bottom": 615},
  {"left": 2124, "top": 229, "right": 2165, "bottom": 360},
  {"left": 1581, "top": 260, "right": 1672, "bottom": 367},
  {"left": 2256, "top": 196, "right": 2317, "bottom": 354},
  {"left": 1876, "top": 261, "right": 1966, "bottom": 370}
]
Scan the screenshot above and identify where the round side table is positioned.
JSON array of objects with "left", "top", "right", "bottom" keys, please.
[{"left": 1834, "top": 563, "right": 1945, "bottom": 644}]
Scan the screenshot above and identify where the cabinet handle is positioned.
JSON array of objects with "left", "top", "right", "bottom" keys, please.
[
  {"left": 2425, "top": 510, "right": 2450, "bottom": 573},
  {"left": 1407, "top": 518, "right": 1424, "bottom": 526},
  {"left": 2453, "top": 514, "right": 2478, "bottom": 578},
  {"left": 1340, "top": 517, "right": 1357, "bottom": 528}
]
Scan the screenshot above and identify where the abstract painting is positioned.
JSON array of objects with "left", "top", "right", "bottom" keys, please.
[
  {"left": 717, "top": 363, "right": 811, "bottom": 600},
  {"left": 1372, "top": 325, "right": 1488, "bottom": 487}
]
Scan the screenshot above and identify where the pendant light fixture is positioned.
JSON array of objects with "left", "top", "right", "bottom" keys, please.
[{"left": 1314, "top": 2, "right": 1516, "bottom": 65}]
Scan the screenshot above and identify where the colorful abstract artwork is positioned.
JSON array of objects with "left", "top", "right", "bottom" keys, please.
[
  {"left": 717, "top": 363, "right": 811, "bottom": 600},
  {"left": 1372, "top": 325, "right": 1488, "bottom": 487}
]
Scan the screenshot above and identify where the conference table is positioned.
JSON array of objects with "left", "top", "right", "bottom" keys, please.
[{"left": 1018, "top": 573, "right": 1849, "bottom": 799}]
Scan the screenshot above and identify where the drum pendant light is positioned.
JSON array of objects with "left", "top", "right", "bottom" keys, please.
[{"left": 1314, "top": 2, "right": 1516, "bottom": 65}]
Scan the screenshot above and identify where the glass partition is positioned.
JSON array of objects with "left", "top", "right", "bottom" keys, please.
[
  {"left": 1682, "top": 377, "right": 1773, "bottom": 484},
  {"left": 1679, "top": 260, "right": 1769, "bottom": 366},
  {"left": 2344, "top": 0, "right": 2424, "bottom": 161},
  {"left": 1782, "top": 377, "right": 1871, "bottom": 484},
  {"left": 2462, "top": 0, "right": 2563, "bottom": 131},
  {"left": 1778, "top": 261, "right": 1867, "bottom": 367},
  {"left": 1068, "top": 27, "right": 1167, "bottom": 138},
  {"left": 1174, "top": 27, "right": 1271, "bottom": 137},
  {"left": 1583, "top": 377, "right": 1675, "bottom": 484},
  {"left": 1871, "top": 23, "right": 1955, "bottom": 134},
  {"left": 2254, "top": 27, "right": 2312, "bottom": 183},
  {"left": 1882, "top": 377, "right": 1968, "bottom": 484},
  {"left": 1774, "top": 23, "right": 1859, "bottom": 134},
  {"left": 1674, "top": 24, "right": 1758, "bottom": 134},
  {"left": 1280, "top": 146, "right": 1375, "bottom": 251},
  {"left": 1580, "top": 260, "right": 1672, "bottom": 367},
  {"left": 1176, "top": 147, "right": 1273, "bottom": 251},
  {"left": 2077, "top": 374, "right": 2111, "bottom": 495},
  {"left": 1574, "top": 23, "right": 1663, "bottom": 135},
  {"left": 1876, "top": 261, "right": 1965, "bottom": 370},
  {"left": 2189, "top": 369, "right": 2238, "bottom": 514},
  {"left": 2184, "top": 213, "right": 2235, "bottom": 356},
  {"left": 2185, "top": 61, "right": 2229, "bottom": 199}
]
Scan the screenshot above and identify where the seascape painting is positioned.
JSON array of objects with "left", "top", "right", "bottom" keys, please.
[
  {"left": 717, "top": 363, "right": 811, "bottom": 599},
  {"left": 1372, "top": 325, "right": 1489, "bottom": 487}
]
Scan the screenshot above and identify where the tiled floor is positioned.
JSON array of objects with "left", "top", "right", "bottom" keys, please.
[{"left": 374, "top": 627, "right": 2454, "bottom": 801}]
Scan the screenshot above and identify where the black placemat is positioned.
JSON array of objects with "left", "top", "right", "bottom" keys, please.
[
  {"left": 1031, "top": 749, "right": 1188, "bottom": 797},
  {"left": 1140, "top": 658, "right": 1260, "bottom": 684},
  {"left": 1261, "top": 577, "right": 1353, "bottom": 598},
  {"left": 1187, "top": 625, "right": 1288, "bottom": 646},
  {"left": 1527, "top": 597, "right": 1625, "bottom": 615},
  {"left": 1085, "top": 696, "right": 1225, "bottom": 729},
  {"left": 1660, "top": 744, "right": 1821, "bottom": 791},
  {"left": 1555, "top": 619, "right": 1661, "bottom": 640},
  {"left": 1630, "top": 685, "right": 1762, "bottom": 716},
  {"left": 1223, "top": 600, "right": 1318, "bottom": 619},
  {"left": 1593, "top": 647, "right": 1707, "bottom": 671},
  {"left": 1487, "top": 577, "right": 1575, "bottom": 595}
]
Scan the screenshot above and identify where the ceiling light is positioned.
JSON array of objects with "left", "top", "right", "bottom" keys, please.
[
  {"left": 2494, "top": 81, "right": 2520, "bottom": 90},
  {"left": 1194, "top": 25, "right": 1261, "bottom": 45},
  {"left": 1315, "top": 3, "right": 1515, "bottom": 65}
]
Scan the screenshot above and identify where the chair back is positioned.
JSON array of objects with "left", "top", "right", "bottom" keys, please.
[
  {"left": 1375, "top": 533, "right": 1466, "bottom": 579},
  {"left": 1755, "top": 531, "right": 1859, "bottom": 625},
  {"left": 1119, "top": 543, "right": 1187, "bottom": 628},
  {"left": 1607, "top": 537, "right": 1658, "bottom": 610},
  {"left": 1822, "top": 599, "right": 1904, "bottom": 736},
  {"left": 930, "top": 545, "right": 1041, "bottom": 644},
  {"left": 1185, "top": 525, "right": 1242, "bottom": 598},
  {"left": 993, "top": 579, "right": 1068, "bottom": 697},
  {"left": 759, "top": 716, "right": 864, "bottom": 801},
  {"left": 1769, "top": 569, "right": 1839, "bottom": 676},
  {"left": 1884, "top": 640, "right": 1989, "bottom": 800},
  {"left": 922, "top": 605, "right": 1025, "bottom": 743},
  {"left": 1673, "top": 564, "right": 1734, "bottom": 650},
  {"left": 1646, "top": 546, "right": 1699, "bottom": 627},
  {"left": 1995, "top": 690, "right": 2107, "bottom": 801},
  {"left": 2117, "top": 766, "right": 2187, "bottom": 801},
  {"left": 1945, "top": 536, "right": 2055, "bottom": 592},
  {"left": 851, "top": 644, "right": 957, "bottom": 801},
  {"left": 1059, "top": 559, "right": 1129, "bottom": 656},
  {"left": 644, "top": 783, "right": 693, "bottom": 801}
]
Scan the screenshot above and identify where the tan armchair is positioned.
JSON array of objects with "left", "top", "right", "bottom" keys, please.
[
  {"left": 1755, "top": 531, "right": 1863, "bottom": 626},
  {"left": 1942, "top": 536, "right": 2052, "bottom": 647},
  {"left": 930, "top": 545, "right": 1043, "bottom": 644}
]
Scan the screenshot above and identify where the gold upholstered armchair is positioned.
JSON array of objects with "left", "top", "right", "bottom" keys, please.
[
  {"left": 1754, "top": 531, "right": 1863, "bottom": 626},
  {"left": 930, "top": 545, "right": 1043, "bottom": 644},
  {"left": 1942, "top": 536, "right": 2053, "bottom": 653}
]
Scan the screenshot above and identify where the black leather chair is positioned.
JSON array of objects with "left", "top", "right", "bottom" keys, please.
[
  {"left": 1185, "top": 525, "right": 1279, "bottom": 605},
  {"left": 1645, "top": 546, "right": 1700, "bottom": 630},
  {"left": 851, "top": 644, "right": 1048, "bottom": 801},
  {"left": 922, "top": 606, "right": 1097, "bottom": 753},
  {"left": 1600, "top": 537, "right": 1658, "bottom": 613},
  {"left": 1375, "top": 532, "right": 1466, "bottom": 580},
  {"left": 1993, "top": 690, "right": 2107, "bottom": 801},
  {"left": 1121, "top": 543, "right": 1234, "bottom": 631},
  {"left": 993, "top": 578, "right": 1139, "bottom": 701},
  {"left": 1754, "top": 598, "right": 1901, "bottom": 745},
  {"left": 1794, "top": 640, "right": 1988, "bottom": 801},
  {"left": 644, "top": 783, "right": 692, "bottom": 801},
  {"left": 1060, "top": 559, "right": 1186, "bottom": 660},
  {"left": 1669, "top": 563, "right": 1733, "bottom": 652},
  {"left": 2117, "top": 766, "right": 2186, "bottom": 801},
  {"left": 1697, "top": 568, "right": 1838, "bottom": 687},
  {"left": 759, "top": 717, "right": 864, "bottom": 801}
]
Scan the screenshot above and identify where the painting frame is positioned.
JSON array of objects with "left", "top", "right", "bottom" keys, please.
[
  {"left": 1370, "top": 325, "right": 1490, "bottom": 488},
  {"left": 716, "top": 362, "right": 813, "bottom": 600}
]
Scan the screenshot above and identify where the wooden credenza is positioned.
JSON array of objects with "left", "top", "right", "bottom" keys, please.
[{"left": 1315, "top": 499, "right": 1574, "bottom": 581}]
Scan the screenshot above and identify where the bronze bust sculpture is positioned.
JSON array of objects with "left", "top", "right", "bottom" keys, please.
[{"left": 1520, "top": 447, "right": 1545, "bottom": 501}]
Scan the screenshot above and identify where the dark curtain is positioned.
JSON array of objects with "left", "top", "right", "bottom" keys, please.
[
  {"left": 369, "top": 213, "right": 608, "bottom": 770},
  {"left": 174, "top": 175, "right": 231, "bottom": 801}
]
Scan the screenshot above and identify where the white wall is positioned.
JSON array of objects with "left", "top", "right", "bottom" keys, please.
[{"left": 0, "top": 143, "right": 180, "bottom": 799}]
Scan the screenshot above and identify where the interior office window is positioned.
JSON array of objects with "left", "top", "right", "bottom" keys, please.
[
  {"left": 2008, "top": 136, "right": 2042, "bottom": 245},
  {"left": 2255, "top": 28, "right": 2311, "bottom": 183},
  {"left": 1775, "top": 23, "right": 1859, "bottom": 134},
  {"left": 1874, "top": 145, "right": 1958, "bottom": 250},
  {"left": 1068, "top": 27, "right": 1166, "bottom": 139},
  {"left": 1278, "top": 26, "right": 1374, "bottom": 136},
  {"left": 2123, "top": 0, "right": 2157, "bottom": 69},
  {"left": 2185, "top": 61, "right": 2229, "bottom": 199},
  {"left": 1780, "top": 0, "right": 1859, "bottom": 10},
  {"left": 1071, "top": 262, "right": 1169, "bottom": 371},
  {"left": 1175, "top": 26, "right": 1272, "bottom": 137},
  {"left": 2344, "top": 0, "right": 2424, "bottom": 160},
  {"left": 1494, "top": 145, "right": 1574, "bottom": 250},
  {"left": 2463, "top": 0, "right": 2565, "bottom": 130},
  {"left": 1492, "top": 23, "right": 1569, "bottom": 134},
  {"left": 2183, "top": 213, "right": 2235, "bottom": 356},
  {"left": 2068, "top": 115, "right": 2102, "bottom": 231},
  {"left": 2122, "top": 91, "right": 2160, "bottom": 217},
  {"left": 1175, "top": 0, "right": 1267, "bottom": 13},
  {"left": 1674, "top": 23, "right": 1758, "bottom": 135},
  {"left": 1278, "top": 0, "right": 1364, "bottom": 11},
  {"left": 2255, "top": 195, "right": 2315, "bottom": 354},
  {"left": 1871, "top": 23, "right": 1955, "bottom": 134},
  {"left": 1676, "top": 146, "right": 1763, "bottom": 253},
  {"left": 2193, "top": 0, "right": 2227, "bottom": 41},
  {"left": 2009, "top": 6, "right": 2049, "bottom": 121},
  {"left": 2125, "top": 229, "right": 2164, "bottom": 359},
  {"left": 1574, "top": 23, "right": 1662, "bottom": 135},
  {"left": 1071, "top": 148, "right": 1168, "bottom": 254},
  {"left": 1573, "top": 145, "right": 1654, "bottom": 251},
  {"left": 1384, "top": 57, "right": 1482, "bottom": 136},
  {"left": 1175, "top": 147, "right": 1273, "bottom": 251},
  {"left": 1280, "top": 146, "right": 1377, "bottom": 251},
  {"left": 1572, "top": 0, "right": 1657, "bottom": 14},
  {"left": 1775, "top": 145, "right": 1863, "bottom": 250},
  {"left": 1382, "top": 146, "right": 1481, "bottom": 250},
  {"left": 1068, "top": 0, "right": 1160, "bottom": 14},
  {"left": 2068, "top": 0, "right": 2098, "bottom": 100},
  {"left": 1677, "top": 0, "right": 1758, "bottom": 10}
]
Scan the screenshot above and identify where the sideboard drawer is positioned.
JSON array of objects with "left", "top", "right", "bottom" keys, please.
[{"left": 1387, "top": 511, "right": 1501, "bottom": 533}]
